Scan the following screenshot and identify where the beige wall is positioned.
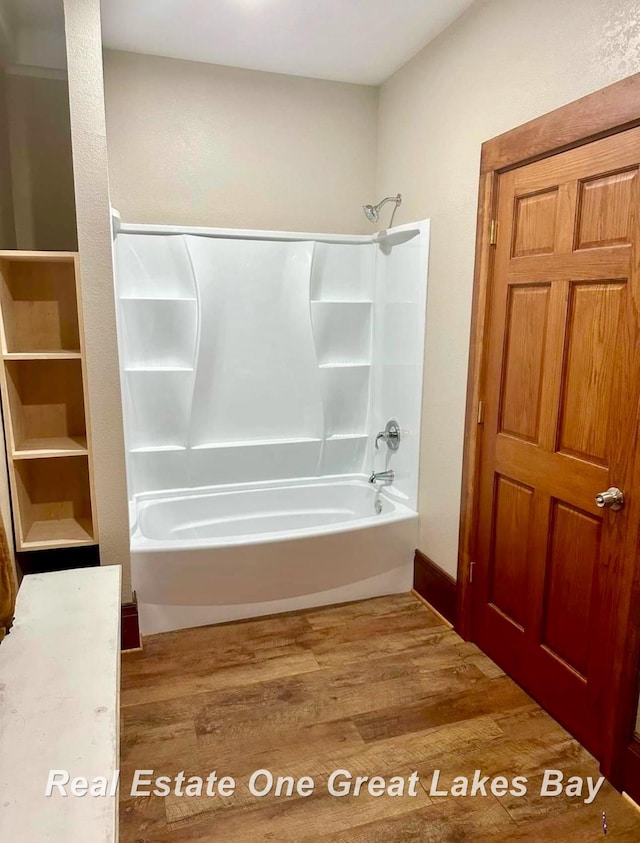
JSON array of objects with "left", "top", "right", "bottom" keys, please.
[
  {"left": 6, "top": 73, "right": 77, "bottom": 251},
  {"left": 63, "top": 0, "right": 131, "bottom": 596},
  {"left": 376, "top": 0, "right": 640, "bottom": 578},
  {"left": 103, "top": 50, "right": 378, "bottom": 234},
  {"left": 0, "top": 71, "right": 15, "bottom": 249}
]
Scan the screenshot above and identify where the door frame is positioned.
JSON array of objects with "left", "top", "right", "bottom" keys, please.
[{"left": 457, "top": 72, "right": 640, "bottom": 788}]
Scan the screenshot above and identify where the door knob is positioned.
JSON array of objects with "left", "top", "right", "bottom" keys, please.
[{"left": 595, "top": 487, "right": 624, "bottom": 511}]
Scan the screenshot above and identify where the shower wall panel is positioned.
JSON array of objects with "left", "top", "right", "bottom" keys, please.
[
  {"left": 186, "top": 236, "right": 322, "bottom": 447},
  {"left": 114, "top": 222, "right": 429, "bottom": 502},
  {"left": 369, "top": 225, "right": 429, "bottom": 509}
]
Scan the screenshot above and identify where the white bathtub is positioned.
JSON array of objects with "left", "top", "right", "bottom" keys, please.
[{"left": 131, "top": 477, "right": 418, "bottom": 634}]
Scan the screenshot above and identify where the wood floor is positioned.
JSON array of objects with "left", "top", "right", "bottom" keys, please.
[{"left": 120, "top": 594, "right": 640, "bottom": 841}]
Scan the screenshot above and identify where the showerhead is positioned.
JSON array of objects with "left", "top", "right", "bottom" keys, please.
[
  {"left": 362, "top": 193, "right": 402, "bottom": 225},
  {"left": 363, "top": 204, "right": 379, "bottom": 223}
]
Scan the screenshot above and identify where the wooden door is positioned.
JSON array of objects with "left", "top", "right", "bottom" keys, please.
[{"left": 472, "top": 126, "right": 640, "bottom": 757}]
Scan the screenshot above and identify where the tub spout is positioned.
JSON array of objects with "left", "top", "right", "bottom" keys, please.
[{"left": 369, "top": 470, "right": 394, "bottom": 485}]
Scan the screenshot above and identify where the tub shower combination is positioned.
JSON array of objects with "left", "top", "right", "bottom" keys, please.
[{"left": 113, "top": 218, "right": 430, "bottom": 633}]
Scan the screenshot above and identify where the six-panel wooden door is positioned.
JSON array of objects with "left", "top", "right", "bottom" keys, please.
[{"left": 472, "top": 126, "right": 640, "bottom": 756}]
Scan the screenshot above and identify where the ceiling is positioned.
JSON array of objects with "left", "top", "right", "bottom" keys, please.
[{"left": 99, "top": 0, "right": 476, "bottom": 85}]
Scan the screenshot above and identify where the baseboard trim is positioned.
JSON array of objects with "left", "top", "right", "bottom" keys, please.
[
  {"left": 411, "top": 588, "right": 454, "bottom": 630},
  {"left": 121, "top": 600, "right": 141, "bottom": 651},
  {"left": 413, "top": 549, "right": 457, "bottom": 627}
]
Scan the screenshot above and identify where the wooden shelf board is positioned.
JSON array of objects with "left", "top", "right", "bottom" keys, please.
[
  {"left": 20, "top": 517, "right": 96, "bottom": 551},
  {"left": 3, "top": 351, "right": 82, "bottom": 360},
  {"left": 0, "top": 250, "right": 77, "bottom": 262},
  {"left": 13, "top": 436, "right": 88, "bottom": 460}
]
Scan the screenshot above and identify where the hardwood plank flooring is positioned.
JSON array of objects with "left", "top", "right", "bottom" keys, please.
[{"left": 121, "top": 594, "right": 640, "bottom": 841}]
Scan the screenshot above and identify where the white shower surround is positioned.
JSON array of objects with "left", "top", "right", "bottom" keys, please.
[{"left": 113, "top": 218, "right": 429, "bottom": 634}]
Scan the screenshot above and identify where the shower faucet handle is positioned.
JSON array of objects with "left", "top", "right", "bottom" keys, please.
[{"left": 375, "top": 419, "right": 401, "bottom": 451}]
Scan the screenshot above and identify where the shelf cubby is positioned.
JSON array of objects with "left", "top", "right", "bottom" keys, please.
[
  {"left": 124, "top": 369, "right": 193, "bottom": 450},
  {"left": 0, "top": 253, "right": 80, "bottom": 353},
  {"left": 310, "top": 301, "right": 372, "bottom": 366},
  {"left": 115, "top": 234, "right": 196, "bottom": 299},
  {"left": 5, "top": 359, "right": 87, "bottom": 457},
  {"left": 309, "top": 268, "right": 373, "bottom": 476},
  {"left": 0, "top": 251, "right": 97, "bottom": 552},
  {"left": 14, "top": 456, "right": 94, "bottom": 550},
  {"left": 310, "top": 242, "right": 374, "bottom": 302},
  {"left": 320, "top": 366, "right": 370, "bottom": 437},
  {"left": 119, "top": 297, "right": 198, "bottom": 370}
]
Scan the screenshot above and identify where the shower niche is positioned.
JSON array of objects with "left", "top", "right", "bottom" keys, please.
[
  {"left": 114, "top": 221, "right": 429, "bottom": 510},
  {"left": 311, "top": 242, "right": 373, "bottom": 474}
]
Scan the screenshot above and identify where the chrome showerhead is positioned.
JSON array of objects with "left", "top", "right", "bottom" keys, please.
[
  {"left": 363, "top": 204, "right": 379, "bottom": 222},
  {"left": 362, "top": 193, "right": 402, "bottom": 225}
]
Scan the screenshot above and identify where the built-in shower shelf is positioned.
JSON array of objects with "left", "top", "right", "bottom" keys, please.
[
  {"left": 124, "top": 365, "right": 194, "bottom": 372},
  {"left": 311, "top": 300, "right": 373, "bottom": 371},
  {"left": 192, "top": 437, "right": 323, "bottom": 450},
  {"left": 319, "top": 362, "right": 370, "bottom": 369},
  {"left": 129, "top": 445, "right": 187, "bottom": 453},
  {"left": 327, "top": 433, "right": 368, "bottom": 440},
  {"left": 119, "top": 295, "right": 198, "bottom": 374},
  {"left": 310, "top": 299, "right": 372, "bottom": 304},
  {"left": 119, "top": 295, "right": 197, "bottom": 303}
]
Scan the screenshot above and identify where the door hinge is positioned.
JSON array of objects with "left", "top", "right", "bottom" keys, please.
[
  {"left": 469, "top": 561, "right": 475, "bottom": 584},
  {"left": 477, "top": 400, "right": 485, "bottom": 424},
  {"left": 489, "top": 219, "right": 498, "bottom": 245}
]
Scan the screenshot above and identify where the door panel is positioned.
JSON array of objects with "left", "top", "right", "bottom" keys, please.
[
  {"left": 575, "top": 169, "right": 637, "bottom": 250},
  {"left": 489, "top": 475, "right": 533, "bottom": 628},
  {"left": 473, "top": 126, "right": 640, "bottom": 757},
  {"left": 512, "top": 189, "right": 559, "bottom": 256},
  {"left": 499, "top": 284, "right": 550, "bottom": 442},
  {"left": 558, "top": 281, "right": 625, "bottom": 464},
  {"left": 541, "top": 499, "right": 600, "bottom": 678}
]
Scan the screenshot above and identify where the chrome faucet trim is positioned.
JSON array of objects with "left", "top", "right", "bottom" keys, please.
[
  {"left": 369, "top": 469, "right": 394, "bottom": 485},
  {"left": 375, "top": 419, "right": 401, "bottom": 452}
]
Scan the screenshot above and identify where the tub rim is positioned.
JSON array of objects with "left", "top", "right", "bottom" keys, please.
[{"left": 130, "top": 474, "right": 417, "bottom": 552}]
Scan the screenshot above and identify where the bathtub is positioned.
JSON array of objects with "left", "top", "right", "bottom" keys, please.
[{"left": 131, "top": 476, "right": 418, "bottom": 634}]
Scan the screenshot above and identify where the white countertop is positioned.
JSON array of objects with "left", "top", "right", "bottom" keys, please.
[{"left": 0, "top": 565, "right": 121, "bottom": 842}]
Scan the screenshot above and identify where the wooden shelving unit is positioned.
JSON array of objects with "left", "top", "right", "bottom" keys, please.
[{"left": 0, "top": 251, "right": 97, "bottom": 551}]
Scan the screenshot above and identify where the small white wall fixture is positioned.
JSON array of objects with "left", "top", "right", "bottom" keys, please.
[{"left": 113, "top": 219, "right": 430, "bottom": 510}]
